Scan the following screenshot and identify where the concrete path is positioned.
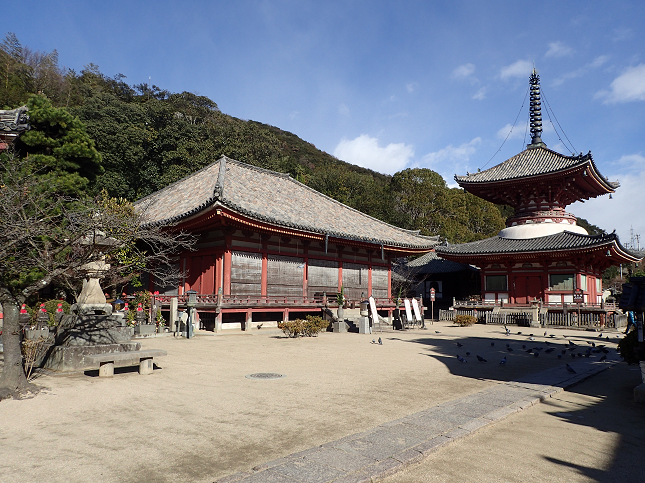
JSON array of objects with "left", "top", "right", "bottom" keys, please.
[{"left": 216, "top": 360, "right": 611, "bottom": 483}]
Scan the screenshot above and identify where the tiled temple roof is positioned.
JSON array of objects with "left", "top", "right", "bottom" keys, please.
[
  {"left": 135, "top": 156, "right": 439, "bottom": 250},
  {"left": 435, "top": 231, "right": 641, "bottom": 260},
  {"left": 405, "top": 251, "right": 476, "bottom": 274},
  {"left": 455, "top": 146, "right": 619, "bottom": 189}
]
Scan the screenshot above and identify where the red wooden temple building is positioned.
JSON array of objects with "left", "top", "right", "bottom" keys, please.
[
  {"left": 436, "top": 70, "right": 641, "bottom": 314},
  {"left": 135, "top": 156, "right": 438, "bottom": 330}
]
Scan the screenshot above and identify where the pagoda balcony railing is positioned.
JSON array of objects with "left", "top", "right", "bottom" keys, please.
[{"left": 452, "top": 299, "right": 616, "bottom": 310}]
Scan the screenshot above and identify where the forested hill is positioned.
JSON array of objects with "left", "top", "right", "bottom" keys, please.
[{"left": 4, "top": 32, "right": 599, "bottom": 244}]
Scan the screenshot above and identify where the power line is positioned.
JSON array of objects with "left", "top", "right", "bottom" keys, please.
[
  {"left": 480, "top": 84, "right": 529, "bottom": 171},
  {"left": 542, "top": 88, "right": 577, "bottom": 155}
]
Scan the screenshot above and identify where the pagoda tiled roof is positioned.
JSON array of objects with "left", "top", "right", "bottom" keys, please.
[
  {"left": 135, "top": 156, "right": 439, "bottom": 250},
  {"left": 435, "top": 231, "right": 641, "bottom": 261},
  {"left": 455, "top": 146, "right": 619, "bottom": 189}
]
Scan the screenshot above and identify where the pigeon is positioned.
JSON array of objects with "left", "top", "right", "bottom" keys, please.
[
  {"left": 587, "top": 341, "right": 593, "bottom": 345},
  {"left": 577, "top": 353, "right": 583, "bottom": 358},
  {"left": 372, "top": 339, "right": 376, "bottom": 344},
  {"left": 506, "top": 343, "right": 511, "bottom": 348},
  {"left": 599, "top": 355, "right": 607, "bottom": 362},
  {"left": 591, "top": 342, "right": 596, "bottom": 347},
  {"left": 557, "top": 354, "right": 563, "bottom": 359},
  {"left": 561, "top": 350, "right": 567, "bottom": 355},
  {"left": 571, "top": 353, "right": 576, "bottom": 358},
  {"left": 476, "top": 355, "right": 487, "bottom": 362},
  {"left": 457, "top": 355, "right": 467, "bottom": 363},
  {"left": 530, "top": 333, "right": 534, "bottom": 337},
  {"left": 549, "top": 334, "right": 556, "bottom": 338},
  {"left": 435, "top": 331, "right": 441, "bottom": 334},
  {"left": 522, "top": 345, "right": 527, "bottom": 349},
  {"left": 533, "top": 352, "right": 539, "bottom": 357},
  {"left": 598, "top": 333, "right": 603, "bottom": 338},
  {"left": 529, "top": 337, "right": 535, "bottom": 341},
  {"left": 378, "top": 337, "right": 382, "bottom": 345},
  {"left": 491, "top": 342, "right": 495, "bottom": 347},
  {"left": 505, "top": 327, "right": 511, "bottom": 336},
  {"left": 466, "top": 352, "right": 471, "bottom": 356},
  {"left": 526, "top": 349, "right": 533, "bottom": 354},
  {"left": 545, "top": 348, "right": 554, "bottom": 353},
  {"left": 517, "top": 331, "right": 522, "bottom": 335},
  {"left": 457, "top": 342, "right": 463, "bottom": 348},
  {"left": 500, "top": 357, "right": 507, "bottom": 365},
  {"left": 507, "top": 347, "right": 514, "bottom": 352},
  {"left": 566, "top": 364, "right": 576, "bottom": 373},
  {"left": 544, "top": 331, "right": 548, "bottom": 337}
]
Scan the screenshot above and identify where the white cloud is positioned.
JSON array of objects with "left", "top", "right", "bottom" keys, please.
[
  {"left": 452, "top": 63, "right": 475, "bottom": 79},
  {"left": 406, "top": 82, "right": 418, "bottom": 93},
  {"left": 612, "top": 27, "right": 633, "bottom": 42},
  {"left": 420, "top": 138, "right": 481, "bottom": 180},
  {"left": 545, "top": 41, "right": 574, "bottom": 58},
  {"left": 596, "top": 64, "right": 645, "bottom": 104},
  {"left": 333, "top": 134, "right": 414, "bottom": 175},
  {"left": 338, "top": 103, "right": 350, "bottom": 116},
  {"left": 571, "top": 167, "right": 645, "bottom": 243},
  {"left": 613, "top": 153, "right": 645, "bottom": 172},
  {"left": 472, "top": 87, "right": 486, "bottom": 100},
  {"left": 553, "top": 55, "right": 610, "bottom": 86},
  {"left": 500, "top": 60, "right": 533, "bottom": 80}
]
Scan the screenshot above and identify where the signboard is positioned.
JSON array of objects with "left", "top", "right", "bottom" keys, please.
[
  {"left": 573, "top": 289, "right": 584, "bottom": 304},
  {"left": 404, "top": 298, "right": 413, "bottom": 323},
  {"left": 368, "top": 296, "right": 379, "bottom": 324},
  {"left": 411, "top": 298, "right": 422, "bottom": 322},
  {"left": 430, "top": 287, "right": 436, "bottom": 302}
]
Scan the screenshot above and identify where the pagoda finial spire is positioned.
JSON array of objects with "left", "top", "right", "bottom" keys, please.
[{"left": 528, "top": 67, "right": 545, "bottom": 148}]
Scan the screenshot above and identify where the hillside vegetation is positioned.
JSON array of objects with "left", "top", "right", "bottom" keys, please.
[{"left": 2, "top": 32, "right": 517, "bottom": 243}]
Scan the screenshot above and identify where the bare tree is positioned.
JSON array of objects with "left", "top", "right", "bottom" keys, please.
[{"left": 0, "top": 151, "right": 194, "bottom": 399}]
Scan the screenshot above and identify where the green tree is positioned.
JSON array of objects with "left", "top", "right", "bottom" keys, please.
[
  {"left": 14, "top": 94, "right": 103, "bottom": 196},
  {"left": 0, "top": 151, "right": 193, "bottom": 399}
]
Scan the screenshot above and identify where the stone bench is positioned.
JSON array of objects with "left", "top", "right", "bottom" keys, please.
[{"left": 85, "top": 349, "right": 167, "bottom": 377}]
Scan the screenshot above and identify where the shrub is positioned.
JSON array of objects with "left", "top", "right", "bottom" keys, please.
[
  {"left": 278, "top": 315, "right": 329, "bottom": 338},
  {"left": 454, "top": 314, "right": 477, "bottom": 327},
  {"left": 618, "top": 329, "right": 642, "bottom": 365}
]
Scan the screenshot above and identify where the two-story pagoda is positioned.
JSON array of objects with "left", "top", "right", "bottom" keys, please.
[{"left": 436, "top": 70, "right": 641, "bottom": 309}]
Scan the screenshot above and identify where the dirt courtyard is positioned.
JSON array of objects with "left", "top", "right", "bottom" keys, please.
[{"left": 0, "top": 323, "right": 639, "bottom": 483}]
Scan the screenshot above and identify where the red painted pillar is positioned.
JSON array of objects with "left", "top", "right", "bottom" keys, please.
[
  {"left": 261, "top": 253, "right": 268, "bottom": 298},
  {"left": 302, "top": 256, "right": 308, "bottom": 300},
  {"left": 338, "top": 261, "right": 343, "bottom": 292},
  {"left": 215, "top": 252, "right": 223, "bottom": 294},
  {"left": 368, "top": 264, "right": 373, "bottom": 298},
  {"left": 223, "top": 234, "right": 232, "bottom": 296}
]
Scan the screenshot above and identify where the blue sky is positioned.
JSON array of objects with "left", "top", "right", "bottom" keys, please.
[{"left": 6, "top": 1, "right": 645, "bottom": 246}]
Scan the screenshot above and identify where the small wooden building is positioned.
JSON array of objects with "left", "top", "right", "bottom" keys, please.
[{"left": 136, "top": 156, "right": 438, "bottom": 330}]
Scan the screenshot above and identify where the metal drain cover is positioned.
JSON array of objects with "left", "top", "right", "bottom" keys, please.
[{"left": 246, "top": 373, "right": 285, "bottom": 380}]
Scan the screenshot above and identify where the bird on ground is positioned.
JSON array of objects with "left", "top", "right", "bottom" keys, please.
[
  {"left": 378, "top": 337, "right": 382, "bottom": 345},
  {"left": 371, "top": 339, "right": 376, "bottom": 344},
  {"left": 587, "top": 341, "right": 593, "bottom": 345},
  {"left": 544, "top": 331, "right": 548, "bottom": 337},
  {"left": 530, "top": 333, "right": 534, "bottom": 337},
  {"left": 571, "top": 354, "right": 576, "bottom": 358},
  {"left": 533, "top": 352, "right": 539, "bottom": 357},
  {"left": 457, "top": 342, "right": 463, "bottom": 347},
  {"left": 435, "top": 331, "right": 441, "bottom": 334},
  {"left": 599, "top": 355, "right": 607, "bottom": 362},
  {"left": 476, "top": 355, "right": 487, "bottom": 362},
  {"left": 457, "top": 355, "right": 467, "bottom": 363},
  {"left": 522, "top": 345, "right": 527, "bottom": 349},
  {"left": 526, "top": 349, "right": 533, "bottom": 354},
  {"left": 505, "top": 327, "right": 511, "bottom": 336},
  {"left": 561, "top": 349, "right": 567, "bottom": 355},
  {"left": 592, "top": 342, "right": 596, "bottom": 347},
  {"left": 500, "top": 357, "right": 507, "bottom": 365},
  {"left": 566, "top": 364, "right": 576, "bottom": 373},
  {"left": 466, "top": 352, "right": 471, "bottom": 356},
  {"left": 563, "top": 335, "right": 568, "bottom": 338},
  {"left": 549, "top": 334, "right": 556, "bottom": 338},
  {"left": 517, "top": 331, "right": 522, "bottom": 335},
  {"left": 506, "top": 343, "right": 511, "bottom": 348},
  {"left": 491, "top": 342, "right": 495, "bottom": 347},
  {"left": 577, "top": 353, "right": 583, "bottom": 358},
  {"left": 529, "top": 337, "right": 535, "bottom": 341},
  {"left": 557, "top": 354, "right": 563, "bottom": 359},
  {"left": 599, "top": 333, "right": 603, "bottom": 338},
  {"left": 545, "top": 348, "right": 554, "bottom": 353},
  {"left": 507, "top": 347, "right": 514, "bottom": 352}
]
